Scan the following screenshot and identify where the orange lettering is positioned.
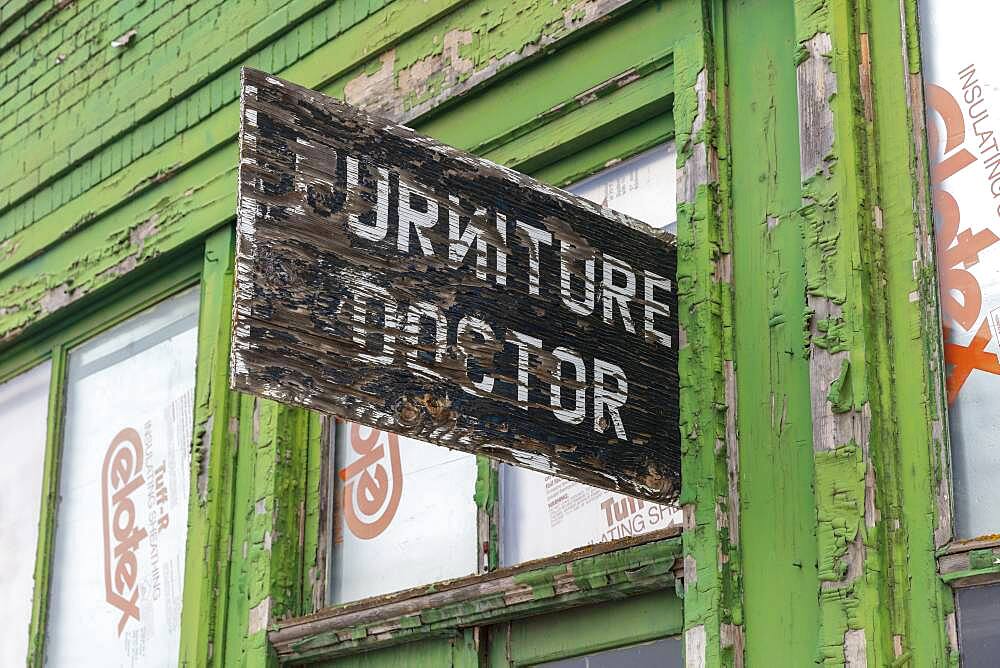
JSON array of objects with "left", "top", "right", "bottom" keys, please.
[
  {"left": 927, "top": 83, "right": 977, "bottom": 185},
  {"left": 102, "top": 428, "right": 146, "bottom": 635},
  {"left": 945, "top": 321, "right": 1000, "bottom": 403},
  {"left": 340, "top": 424, "right": 403, "bottom": 539}
]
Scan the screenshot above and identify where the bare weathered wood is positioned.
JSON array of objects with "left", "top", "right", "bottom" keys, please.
[
  {"left": 269, "top": 527, "right": 681, "bottom": 661},
  {"left": 939, "top": 535, "right": 1000, "bottom": 555},
  {"left": 232, "top": 68, "right": 679, "bottom": 502}
]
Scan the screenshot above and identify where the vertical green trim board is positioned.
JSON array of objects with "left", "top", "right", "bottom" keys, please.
[
  {"left": 677, "top": 1, "right": 743, "bottom": 665},
  {"left": 868, "top": 0, "right": 954, "bottom": 662},
  {"left": 225, "top": 394, "right": 316, "bottom": 668},
  {"left": 726, "top": 0, "right": 819, "bottom": 664},
  {"left": 301, "top": 413, "right": 331, "bottom": 614},
  {"left": 179, "top": 226, "right": 241, "bottom": 666},
  {"left": 25, "top": 345, "right": 66, "bottom": 668}
]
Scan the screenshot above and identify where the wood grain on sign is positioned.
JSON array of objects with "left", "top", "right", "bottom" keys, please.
[{"left": 232, "top": 68, "right": 679, "bottom": 502}]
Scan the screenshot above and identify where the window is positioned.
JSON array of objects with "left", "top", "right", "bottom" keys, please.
[
  {"left": 500, "top": 143, "right": 681, "bottom": 567},
  {"left": 535, "top": 636, "right": 683, "bottom": 668},
  {"left": 567, "top": 144, "right": 678, "bottom": 234},
  {"left": 955, "top": 584, "right": 1000, "bottom": 668},
  {"left": 501, "top": 468, "right": 680, "bottom": 566},
  {"left": 329, "top": 422, "right": 479, "bottom": 603},
  {"left": 0, "top": 362, "right": 51, "bottom": 666},
  {"left": 920, "top": 0, "right": 1000, "bottom": 541},
  {"left": 270, "top": 5, "right": 686, "bottom": 661},
  {"left": 44, "top": 288, "right": 199, "bottom": 666},
  {"left": 918, "top": 2, "right": 1000, "bottom": 665}
]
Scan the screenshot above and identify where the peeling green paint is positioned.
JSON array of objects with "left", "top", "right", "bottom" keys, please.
[
  {"left": 178, "top": 226, "right": 241, "bottom": 668},
  {"left": 827, "top": 360, "right": 853, "bottom": 413},
  {"left": 514, "top": 567, "right": 561, "bottom": 600},
  {"left": 474, "top": 456, "right": 500, "bottom": 572},
  {"left": 814, "top": 315, "right": 850, "bottom": 352},
  {"left": 868, "top": 0, "right": 963, "bottom": 660},
  {"left": 793, "top": 0, "right": 887, "bottom": 661},
  {"left": 337, "top": 0, "right": 630, "bottom": 116},
  {"left": 675, "top": 1, "right": 743, "bottom": 665},
  {"left": 301, "top": 413, "right": 329, "bottom": 611},
  {"left": 223, "top": 395, "right": 316, "bottom": 667},
  {"left": 794, "top": 0, "right": 832, "bottom": 63},
  {"left": 815, "top": 443, "right": 865, "bottom": 583},
  {"left": 474, "top": 457, "right": 497, "bottom": 514},
  {"left": 798, "top": 193, "right": 848, "bottom": 304},
  {"left": 572, "top": 540, "right": 680, "bottom": 591},
  {"left": 278, "top": 536, "right": 680, "bottom": 662}
]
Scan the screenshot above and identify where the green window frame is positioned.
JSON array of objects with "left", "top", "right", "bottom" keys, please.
[
  {"left": 913, "top": 9, "right": 1000, "bottom": 662},
  {"left": 487, "top": 591, "right": 684, "bottom": 667},
  {"left": 265, "top": 0, "right": 697, "bottom": 663},
  {"left": 0, "top": 233, "right": 235, "bottom": 667}
]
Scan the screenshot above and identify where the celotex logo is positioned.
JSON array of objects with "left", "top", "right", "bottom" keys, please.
[
  {"left": 339, "top": 423, "right": 403, "bottom": 539},
  {"left": 926, "top": 74, "right": 1000, "bottom": 401},
  {"left": 102, "top": 428, "right": 147, "bottom": 635}
]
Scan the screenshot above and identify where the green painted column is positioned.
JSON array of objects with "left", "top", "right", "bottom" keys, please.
[
  {"left": 178, "top": 227, "right": 243, "bottom": 667},
  {"left": 791, "top": 0, "right": 890, "bottom": 661},
  {"left": 861, "top": 0, "right": 955, "bottom": 663},
  {"left": 222, "top": 395, "right": 319, "bottom": 668},
  {"left": 725, "top": 0, "right": 953, "bottom": 664},
  {"left": 790, "top": 0, "right": 955, "bottom": 663},
  {"left": 726, "top": 0, "right": 820, "bottom": 665},
  {"left": 677, "top": 1, "right": 744, "bottom": 665}
]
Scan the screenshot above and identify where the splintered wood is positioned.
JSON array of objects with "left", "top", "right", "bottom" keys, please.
[{"left": 232, "top": 68, "right": 679, "bottom": 502}]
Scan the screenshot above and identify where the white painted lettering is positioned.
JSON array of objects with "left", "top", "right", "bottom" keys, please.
[
  {"left": 350, "top": 279, "right": 397, "bottom": 365},
  {"left": 551, "top": 346, "right": 586, "bottom": 424},
  {"left": 602, "top": 254, "right": 636, "bottom": 334},
  {"left": 515, "top": 220, "right": 552, "bottom": 296},
  {"left": 594, "top": 358, "right": 628, "bottom": 440},
  {"left": 448, "top": 195, "right": 488, "bottom": 280},
  {"left": 495, "top": 212, "right": 508, "bottom": 286},
  {"left": 509, "top": 331, "right": 542, "bottom": 408},
  {"left": 560, "top": 240, "right": 595, "bottom": 315},
  {"left": 643, "top": 269, "right": 673, "bottom": 348},
  {"left": 397, "top": 180, "right": 437, "bottom": 256},
  {"left": 346, "top": 157, "right": 390, "bottom": 241},
  {"left": 400, "top": 300, "right": 447, "bottom": 377},
  {"left": 457, "top": 315, "right": 495, "bottom": 396}
]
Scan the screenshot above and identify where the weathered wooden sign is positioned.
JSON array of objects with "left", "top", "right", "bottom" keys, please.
[{"left": 232, "top": 68, "right": 679, "bottom": 502}]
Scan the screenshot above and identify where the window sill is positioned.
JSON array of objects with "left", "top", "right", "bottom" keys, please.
[
  {"left": 938, "top": 535, "right": 1000, "bottom": 556},
  {"left": 270, "top": 527, "right": 682, "bottom": 664},
  {"left": 939, "top": 539, "right": 1000, "bottom": 588}
]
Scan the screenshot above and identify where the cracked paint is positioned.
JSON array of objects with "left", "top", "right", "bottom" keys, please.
[
  {"left": 336, "top": 0, "right": 634, "bottom": 123},
  {"left": 247, "top": 596, "right": 272, "bottom": 635}
]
